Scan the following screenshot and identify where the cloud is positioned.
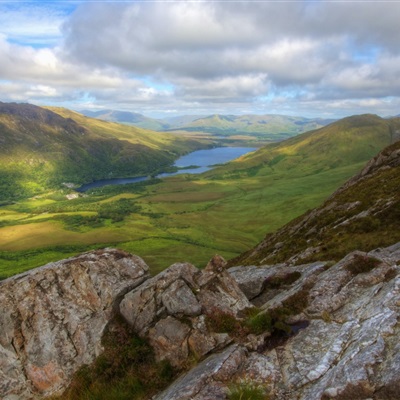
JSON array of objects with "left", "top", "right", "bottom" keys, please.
[{"left": 0, "top": 0, "right": 400, "bottom": 117}]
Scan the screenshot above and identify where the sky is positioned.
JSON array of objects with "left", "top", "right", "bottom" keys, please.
[{"left": 0, "top": 0, "right": 400, "bottom": 119}]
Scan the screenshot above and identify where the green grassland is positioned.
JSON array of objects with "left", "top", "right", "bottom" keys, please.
[{"left": 1, "top": 114, "right": 398, "bottom": 278}]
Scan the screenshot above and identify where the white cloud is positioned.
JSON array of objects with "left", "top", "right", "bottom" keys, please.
[{"left": 0, "top": 0, "right": 399, "bottom": 117}]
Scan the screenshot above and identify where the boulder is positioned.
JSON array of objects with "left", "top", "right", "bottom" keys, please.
[
  {"left": 0, "top": 248, "right": 149, "bottom": 399},
  {"left": 120, "top": 257, "right": 252, "bottom": 367}
]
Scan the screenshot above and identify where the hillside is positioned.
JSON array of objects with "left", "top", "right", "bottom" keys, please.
[
  {"left": 2, "top": 116, "right": 400, "bottom": 400},
  {"left": 0, "top": 102, "right": 207, "bottom": 201},
  {"left": 211, "top": 114, "right": 400, "bottom": 179},
  {"left": 231, "top": 131, "right": 400, "bottom": 266}
]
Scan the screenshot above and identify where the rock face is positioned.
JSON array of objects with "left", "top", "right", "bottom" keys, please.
[
  {"left": 120, "top": 257, "right": 252, "bottom": 367},
  {"left": 155, "top": 243, "right": 400, "bottom": 400},
  {"left": 0, "top": 248, "right": 149, "bottom": 399},
  {"left": 1, "top": 244, "right": 400, "bottom": 400}
]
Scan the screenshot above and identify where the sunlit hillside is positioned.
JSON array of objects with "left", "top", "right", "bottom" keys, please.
[{"left": 0, "top": 103, "right": 209, "bottom": 201}]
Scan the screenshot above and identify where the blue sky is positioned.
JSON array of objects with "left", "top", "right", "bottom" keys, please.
[{"left": 0, "top": 0, "right": 400, "bottom": 118}]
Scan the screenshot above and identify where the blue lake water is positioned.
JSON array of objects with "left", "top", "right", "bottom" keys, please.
[{"left": 77, "top": 146, "right": 256, "bottom": 192}]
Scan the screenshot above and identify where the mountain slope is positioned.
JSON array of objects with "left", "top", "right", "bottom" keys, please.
[
  {"left": 209, "top": 114, "right": 400, "bottom": 179},
  {"left": 0, "top": 102, "right": 206, "bottom": 201},
  {"left": 231, "top": 131, "right": 400, "bottom": 266}
]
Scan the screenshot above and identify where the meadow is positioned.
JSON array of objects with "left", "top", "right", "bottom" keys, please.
[{"left": 0, "top": 160, "right": 365, "bottom": 278}]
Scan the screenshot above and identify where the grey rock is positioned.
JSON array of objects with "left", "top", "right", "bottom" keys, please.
[
  {"left": 161, "top": 279, "right": 201, "bottom": 317},
  {"left": 148, "top": 316, "right": 191, "bottom": 367},
  {"left": 120, "top": 258, "right": 252, "bottom": 368},
  {"left": 156, "top": 244, "right": 400, "bottom": 400},
  {"left": 0, "top": 248, "right": 149, "bottom": 399},
  {"left": 154, "top": 345, "right": 247, "bottom": 400}
]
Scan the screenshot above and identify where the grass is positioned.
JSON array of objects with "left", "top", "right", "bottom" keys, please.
[
  {"left": 0, "top": 154, "right": 380, "bottom": 276},
  {"left": 228, "top": 381, "right": 269, "bottom": 400}
]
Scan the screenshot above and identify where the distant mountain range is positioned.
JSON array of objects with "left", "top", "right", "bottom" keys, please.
[{"left": 80, "top": 109, "right": 335, "bottom": 140}]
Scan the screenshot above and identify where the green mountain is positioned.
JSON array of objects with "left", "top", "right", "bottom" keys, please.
[
  {"left": 167, "top": 113, "right": 334, "bottom": 140},
  {"left": 80, "top": 109, "right": 334, "bottom": 141},
  {"left": 210, "top": 114, "right": 400, "bottom": 179},
  {"left": 230, "top": 128, "right": 400, "bottom": 266},
  {"left": 0, "top": 102, "right": 207, "bottom": 201}
]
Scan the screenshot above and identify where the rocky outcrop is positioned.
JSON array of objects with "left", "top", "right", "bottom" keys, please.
[
  {"left": 120, "top": 256, "right": 252, "bottom": 367},
  {"left": 1, "top": 243, "right": 400, "bottom": 400},
  {"left": 155, "top": 243, "right": 400, "bottom": 399},
  {"left": 0, "top": 248, "right": 149, "bottom": 399}
]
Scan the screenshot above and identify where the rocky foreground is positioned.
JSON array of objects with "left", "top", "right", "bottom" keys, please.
[{"left": 1, "top": 243, "right": 400, "bottom": 399}]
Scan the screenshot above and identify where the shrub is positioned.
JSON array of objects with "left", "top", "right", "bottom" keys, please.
[
  {"left": 228, "top": 381, "right": 269, "bottom": 400},
  {"left": 205, "top": 308, "right": 241, "bottom": 334},
  {"left": 55, "top": 315, "right": 177, "bottom": 400},
  {"left": 264, "top": 271, "right": 302, "bottom": 289},
  {"left": 243, "top": 309, "right": 273, "bottom": 335},
  {"left": 345, "top": 254, "right": 380, "bottom": 274},
  {"left": 281, "top": 289, "right": 309, "bottom": 315}
]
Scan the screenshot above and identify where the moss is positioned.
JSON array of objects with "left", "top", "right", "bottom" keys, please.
[{"left": 321, "top": 310, "right": 332, "bottom": 323}]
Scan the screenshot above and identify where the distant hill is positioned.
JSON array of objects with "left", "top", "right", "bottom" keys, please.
[
  {"left": 0, "top": 103, "right": 207, "bottom": 201},
  {"left": 170, "top": 114, "right": 335, "bottom": 140},
  {"left": 229, "top": 121, "right": 400, "bottom": 266},
  {"left": 80, "top": 109, "right": 334, "bottom": 140}
]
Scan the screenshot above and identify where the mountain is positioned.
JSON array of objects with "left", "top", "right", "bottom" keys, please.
[
  {"left": 231, "top": 129, "right": 400, "bottom": 266},
  {"left": 0, "top": 102, "right": 207, "bottom": 201},
  {"left": 80, "top": 109, "right": 334, "bottom": 140},
  {"left": 80, "top": 109, "right": 169, "bottom": 131},
  {"left": 166, "top": 113, "right": 335, "bottom": 140},
  {"left": 209, "top": 114, "right": 400, "bottom": 179}
]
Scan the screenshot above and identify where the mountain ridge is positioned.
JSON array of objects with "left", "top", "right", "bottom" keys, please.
[{"left": 79, "top": 108, "right": 335, "bottom": 140}]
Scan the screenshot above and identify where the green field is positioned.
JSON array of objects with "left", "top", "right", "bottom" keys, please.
[{"left": 0, "top": 160, "right": 368, "bottom": 277}]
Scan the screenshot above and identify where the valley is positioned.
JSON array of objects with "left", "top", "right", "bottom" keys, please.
[{"left": 1, "top": 104, "right": 398, "bottom": 278}]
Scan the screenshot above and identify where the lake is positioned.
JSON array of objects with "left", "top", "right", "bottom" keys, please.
[{"left": 76, "top": 146, "right": 256, "bottom": 192}]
